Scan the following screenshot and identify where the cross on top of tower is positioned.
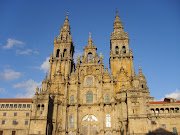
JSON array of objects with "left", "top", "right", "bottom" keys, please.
[{"left": 66, "top": 10, "right": 69, "bottom": 19}]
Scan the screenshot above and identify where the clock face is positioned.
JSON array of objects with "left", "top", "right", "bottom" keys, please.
[{"left": 86, "top": 77, "right": 93, "bottom": 86}]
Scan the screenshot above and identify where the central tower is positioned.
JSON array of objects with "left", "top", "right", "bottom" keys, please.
[{"left": 109, "top": 11, "right": 134, "bottom": 94}]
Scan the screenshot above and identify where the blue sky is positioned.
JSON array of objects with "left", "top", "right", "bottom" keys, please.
[{"left": 0, "top": 0, "right": 180, "bottom": 100}]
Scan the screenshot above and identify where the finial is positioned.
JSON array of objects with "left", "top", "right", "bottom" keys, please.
[
  {"left": 139, "top": 64, "right": 142, "bottom": 74},
  {"left": 66, "top": 10, "right": 69, "bottom": 19},
  {"left": 50, "top": 53, "right": 52, "bottom": 58},
  {"left": 105, "top": 65, "right": 108, "bottom": 71},
  {"left": 89, "top": 32, "right": 91, "bottom": 38},
  {"left": 133, "top": 68, "right": 136, "bottom": 75},
  {"left": 46, "top": 73, "right": 47, "bottom": 78},
  {"left": 87, "top": 32, "right": 93, "bottom": 47},
  {"left": 72, "top": 65, "right": 75, "bottom": 72},
  {"left": 36, "top": 86, "right": 39, "bottom": 94},
  {"left": 116, "top": 8, "right": 118, "bottom": 14}
]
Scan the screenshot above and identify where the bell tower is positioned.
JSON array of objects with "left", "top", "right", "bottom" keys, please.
[
  {"left": 48, "top": 12, "right": 74, "bottom": 82},
  {"left": 110, "top": 11, "right": 133, "bottom": 78},
  {"left": 109, "top": 11, "right": 134, "bottom": 95}
]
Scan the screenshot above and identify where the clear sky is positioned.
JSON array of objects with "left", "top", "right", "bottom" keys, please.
[{"left": 0, "top": 0, "right": 180, "bottom": 100}]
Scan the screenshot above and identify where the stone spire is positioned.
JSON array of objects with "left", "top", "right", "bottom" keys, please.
[
  {"left": 87, "top": 32, "right": 93, "bottom": 48},
  {"left": 138, "top": 64, "right": 146, "bottom": 80},
  {"left": 60, "top": 11, "right": 70, "bottom": 33},
  {"left": 110, "top": 10, "right": 129, "bottom": 40},
  {"left": 113, "top": 10, "right": 124, "bottom": 33},
  {"left": 55, "top": 11, "right": 72, "bottom": 43},
  {"left": 139, "top": 64, "right": 142, "bottom": 74},
  {"left": 42, "top": 73, "right": 48, "bottom": 83}
]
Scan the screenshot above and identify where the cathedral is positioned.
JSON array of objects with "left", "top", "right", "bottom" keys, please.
[{"left": 0, "top": 11, "right": 180, "bottom": 135}]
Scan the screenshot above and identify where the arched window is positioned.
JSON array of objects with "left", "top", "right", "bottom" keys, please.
[
  {"left": 115, "top": 46, "right": 119, "bottom": 54},
  {"left": 106, "top": 114, "right": 111, "bottom": 127},
  {"left": 41, "top": 104, "right": 44, "bottom": 110},
  {"left": 63, "top": 49, "right": 67, "bottom": 57},
  {"left": 82, "top": 115, "right": 98, "bottom": 122},
  {"left": 37, "top": 104, "right": 40, "bottom": 110},
  {"left": 88, "top": 52, "right": 93, "bottom": 61},
  {"left": 122, "top": 46, "right": 126, "bottom": 53},
  {"left": 142, "top": 84, "right": 144, "bottom": 88},
  {"left": 69, "top": 115, "right": 74, "bottom": 128},
  {"left": 56, "top": 49, "right": 60, "bottom": 57},
  {"left": 105, "top": 94, "right": 110, "bottom": 103},
  {"left": 70, "top": 95, "right": 74, "bottom": 104},
  {"left": 86, "top": 91, "right": 93, "bottom": 103}
]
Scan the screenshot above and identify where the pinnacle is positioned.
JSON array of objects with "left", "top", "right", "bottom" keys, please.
[
  {"left": 105, "top": 65, "right": 108, "bottom": 71},
  {"left": 89, "top": 32, "right": 91, "bottom": 39},
  {"left": 139, "top": 64, "right": 143, "bottom": 75},
  {"left": 66, "top": 10, "right": 69, "bottom": 19},
  {"left": 87, "top": 32, "right": 93, "bottom": 47},
  {"left": 113, "top": 10, "right": 124, "bottom": 32},
  {"left": 60, "top": 11, "right": 70, "bottom": 33}
]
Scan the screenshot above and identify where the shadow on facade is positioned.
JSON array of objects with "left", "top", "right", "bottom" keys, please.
[
  {"left": 47, "top": 96, "right": 54, "bottom": 135},
  {"left": 145, "top": 128, "right": 175, "bottom": 135}
]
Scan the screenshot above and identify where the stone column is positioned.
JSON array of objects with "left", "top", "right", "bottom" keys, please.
[
  {"left": 74, "top": 104, "right": 78, "bottom": 135},
  {"left": 100, "top": 103, "right": 104, "bottom": 135}
]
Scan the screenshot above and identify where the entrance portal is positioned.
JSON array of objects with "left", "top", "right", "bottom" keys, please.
[{"left": 81, "top": 115, "right": 98, "bottom": 135}]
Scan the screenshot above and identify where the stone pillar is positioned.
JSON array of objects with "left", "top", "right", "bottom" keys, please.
[
  {"left": 100, "top": 103, "right": 104, "bottom": 135},
  {"left": 74, "top": 104, "right": 78, "bottom": 135}
]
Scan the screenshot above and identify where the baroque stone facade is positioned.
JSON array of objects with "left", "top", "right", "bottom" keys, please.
[{"left": 0, "top": 11, "right": 180, "bottom": 135}]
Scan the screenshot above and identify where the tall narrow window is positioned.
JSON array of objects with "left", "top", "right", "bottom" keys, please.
[
  {"left": 122, "top": 46, "right": 126, "bottom": 53},
  {"left": 23, "top": 104, "right": 26, "bottom": 108},
  {"left": 115, "top": 46, "right": 119, "bottom": 54},
  {"left": 70, "top": 95, "right": 74, "bottom": 104},
  {"left": 105, "top": 94, "right": 110, "bottom": 103},
  {"left": 88, "top": 52, "right": 93, "bottom": 61},
  {"left": 27, "top": 104, "right": 31, "bottom": 108},
  {"left": 56, "top": 49, "right": 60, "bottom": 57},
  {"left": 5, "top": 104, "right": 9, "bottom": 108},
  {"left": 12, "top": 120, "right": 17, "bottom": 125},
  {"left": 26, "top": 113, "right": 29, "bottom": 116},
  {"left": 14, "top": 104, "right": 17, "bottom": 108},
  {"left": 0, "top": 131, "right": 3, "bottom": 135},
  {"left": 1, "top": 104, "right": 5, "bottom": 108},
  {"left": 2, "top": 120, "right": 5, "bottom": 125},
  {"left": 63, "top": 49, "right": 67, "bottom": 57},
  {"left": 37, "top": 104, "right": 40, "bottom": 110},
  {"left": 69, "top": 115, "right": 74, "bottom": 128},
  {"left": 86, "top": 91, "right": 93, "bottom": 103},
  {"left": 10, "top": 104, "right": 13, "bottom": 108},
  {"left": 25, "top": 120, "right": 28, "bottom": 125},
  {"left": 12, "top": 131, "right": 16, "bottom": 135},
  {"left": 41, "top": 104, "right": 44, "bottom": 110},
  {"left": 18, "top": 104, "right": 22, "bottom": 108},
  {"left": 173, "top": 127, "right": 177, "bottom": 135},
  {"left": 3, "top": 113, "right": 6, "bottom": 116},
  {"left": 106, "top": 114, "right": 111, "bottom": 127}
]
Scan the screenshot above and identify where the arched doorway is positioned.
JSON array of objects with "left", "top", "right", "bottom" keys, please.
[{"left": 81, "top": 114, "right": 98, "bottom": 135}]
